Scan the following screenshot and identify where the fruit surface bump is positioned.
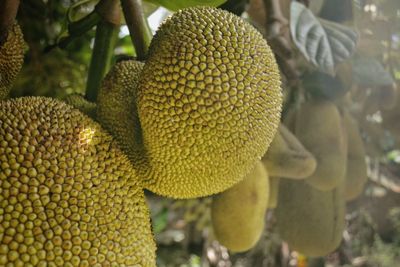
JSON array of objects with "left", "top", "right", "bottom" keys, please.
[
  {"left": 0, "top": 23, "right": 25, "bottom": 100},
  {"left": 137, "top": 7, "right": 282, "bottom": 198},
  {"left": 0, "top": 97, "right": 156, "bottom": 266}
]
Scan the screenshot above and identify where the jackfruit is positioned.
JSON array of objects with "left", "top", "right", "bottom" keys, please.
[
  {"left": 96, "top": 60, "right": 150, "bottom": 176},
  {"left": 211, "top": 161, "right": 269, "bottom": 252},
  {"left": 137, "top": 7, "right": 282, "bottom": 198},
  {"left": 0, "top": 97, "right": 156, "bottom": 266},
  {"left": 0, "top": 23, "right": 25, "bottom": 100},
  {"left": 275, "top": 179, "right": 346, "bottom": 257},
  {"left": 294, "top": 99, "right": 347, "bottom": 191},
  {"left": 64, "top": 94, "right": 97, "bottom": 119},
  {"left": 267, "top": 176, "right": 280, "bottom": 209},
  {"left": 261, "top": 124, "right": 317, "bottom": 179},
  {"left": 342, "top": 110, "right": 367, "bottom": 201}
]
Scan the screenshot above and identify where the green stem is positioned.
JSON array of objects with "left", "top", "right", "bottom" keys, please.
[
  {"left": 68, "top": 10, "right": 101, "bottom": 36},
  {"left": 121, "top": 0, "right": 152, "bottom": 60},
  {"left": 85, "top": 19, "right": 119, "bottom": 101}
]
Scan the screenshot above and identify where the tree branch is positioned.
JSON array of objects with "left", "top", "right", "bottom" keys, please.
[
  {"left": 121, "top": 0, "right": 152, "bottom": 60},
  {"left": 85, "top": 0, "right": 120, "bottom": 101},
  {"left": 0, "top": 0, "right": 20, "bottom": 45}
]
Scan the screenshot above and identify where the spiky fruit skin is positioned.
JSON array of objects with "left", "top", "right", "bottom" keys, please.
[
  {"left": 211, "top": 161, "right": 269, "bottom": 252},
  {"left": 342, "top": 110, "right": 367, "bottom": 201},
  {"left": 137, "top": 7, "right": 282, "bottom": 198},
  {"left": 64, "top": 94, "right": 97, "bottom": 119},
  {"left": 0, "top": 23, "right": 25, "bottom": 100},
  {"left": 275, "top": 179, "right": 345, "bottom": 257},
  {"left": 96, "top": 60, "right": 150, "bottom": 176},
  {"left": 294, "top": 99, "right": 347, "bottom": 191},
  {"left": 262, "top": 124, "right": 317, "bottom": 179},
  {"left": 0, "top": 97, "right": 156, "bottom": 266}
]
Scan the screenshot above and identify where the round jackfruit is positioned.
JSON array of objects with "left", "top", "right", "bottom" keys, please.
[
  {"left": 294, "top": 99, "right": 347, "bottom": 191},
  {"left": 64, "top": 94, "right": 97, "bottom": 119},
  {"left": 261, "top": 124, "right": 317, "bottom": 179},
  {"left": 0, "top": 23, "right": 25, "bottom": 100},
  {"left": 211, "top": 161, "right": 269, "bottom": 252},
  {"left": 96, "top": 60, "right": 150, "bottom": 175},
  {"left": 0, "top": 97, "right": 156, "bottom": 266},
  {"left": 137, "top": 7, "right": 282, "bottom": 198},
  {"left": 342, "top": 110, "right": 367, "bottom": 201},
  {"left": 275, "top": 179, "right": 346, "bottom": 257}
]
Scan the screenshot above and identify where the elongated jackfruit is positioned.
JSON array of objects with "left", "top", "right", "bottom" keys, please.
[
  {"left": 211, "top": 161, "right": 269, "bottom": 252},
  {"left": 0, "top": 23, "right": 25, "bottom": 100},
  {"left": 96, "top": 60, "right": 150, "bottom": 176},
  {"left": 294, "top": 99, "right": 347, "bottom": 191},
  {"left": 261, "top": 124, "right": 317, "bottom": 179},
  {"left": 342, "top": 110, "right": 367, "bottom": 201},
  {"left": 64, "top": 94, "right": 97, "bottom": 119},
  {"left": 0, "top": 97, "right": 156, "bottom": 266},
  {"left": 275, "top": 179, "right": 346, "bottom": 257},
  {"left": 137, "top": 7, "right": 282, "bottom": 198}
]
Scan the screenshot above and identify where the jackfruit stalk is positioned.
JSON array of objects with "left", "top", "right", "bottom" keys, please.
[
  {"left": 211, "top": 161, "right": 269, "bottom": 252},
  {"left": 0, "top": 97, "right": 156, "bottom": 266}
]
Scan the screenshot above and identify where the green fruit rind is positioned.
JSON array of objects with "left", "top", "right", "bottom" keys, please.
[
  {"left": 0, "top": 23, "right": 25, "bottom": 100},
  {"left": 262, "top": 124, "right": 317, "bottom": 179},
  {"left": 0, "top": 97, "right": 156, "bottom": 266},
  {"left": 211, "top": 161, "right": 269, "bottom": 252},
  {"left": 137, "top": 7, "right": 282, "bottom": 198},
  {"left": 64, "top": 94, "right": 97, "bottom": 119},
  {"left": 276, "top": 179, "right": 346, "bottom": 257},
  {"left": 342, "top": 110, "right": 367, "bottom": 201},
  {"left": 294, "top": 99, "right": 347, "bottom": 191}
]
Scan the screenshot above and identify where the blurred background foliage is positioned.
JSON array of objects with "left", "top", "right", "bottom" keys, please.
[{"left": 10, "top": 0, "right": 400, "bottom": 266}]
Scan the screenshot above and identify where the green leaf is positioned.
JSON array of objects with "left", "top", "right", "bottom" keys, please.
[
  {"left": 290, "top": 1, "right": 358, "bottom": 75},
  {"left": 352, "top": 55, "right": 395, "bottom": 88},
  {"left": 144, "top": 0, "right": 227, "bottom": 11},
  {"left": 152, "top": 208, "right": 168, "bottom": 234}
]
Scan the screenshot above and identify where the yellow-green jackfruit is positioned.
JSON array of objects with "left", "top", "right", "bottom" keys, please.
[
  {"left": 275, "top": 179, "right": 346, "bottom": 257},
  {"left": 261, "top": 124, "right": 317, "bottom": 179},
  {"left": 294, "top": 99, "right": 347, "bottom": 191},
  {"left": 267, "top": 176, "right": 280, "bottom": 209},
  {"left": 0, "top": 97, "right": 156, "bottom": 266},
  {"left": 64, "top": 94, "right": 97, "bottom": 119},
  {"left": 96, "top": 60, "right": 150, "bottom": 176},
  {"left": 137, "top": 7, "right": 282, "bottom": 198},
  {"left": 0, "top": 23, "right": 25, "bottom": 100},
  {"left": 342, "top": 110, "right": 367, "bottom": 201},
  {"left": 211, "top": 161, "right": 269, "bottom": 252}
]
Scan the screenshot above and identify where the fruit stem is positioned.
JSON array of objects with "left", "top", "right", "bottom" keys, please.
[
  {"left": 68, "top": 11, "right": 101, "bottom": 37},
  {"left": 121, "top": 0, "right": 152, "bottom": 60},
  {"left": 0, "top": 0, "right": 20, "bottom": 45},
  {"left": 85, "top": 0, "right": 120, "bottom": 102}
]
